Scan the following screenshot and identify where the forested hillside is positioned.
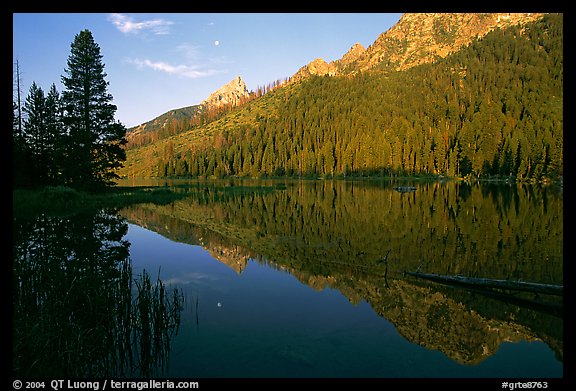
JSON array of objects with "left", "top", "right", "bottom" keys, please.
[
  {"left": 122, "top": 14, "right": 562, "bottom": 181},
  {"left": 126, "top": 105, "right": 201, "bottom": 148}
]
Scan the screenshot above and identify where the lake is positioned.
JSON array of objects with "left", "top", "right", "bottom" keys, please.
[{"left": 13, "top": 179, "right": 563, "bottom": 379}]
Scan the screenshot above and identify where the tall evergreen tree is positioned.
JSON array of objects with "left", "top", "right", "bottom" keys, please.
[
  {"left": 44, "top": 84, "right": 64, "bottom": 183},
  {"left": 22, "top": 82, "right": 49, "bottom": 185},
  {"left": 61, "top": 29, "right": 126, "bottom": 188}
]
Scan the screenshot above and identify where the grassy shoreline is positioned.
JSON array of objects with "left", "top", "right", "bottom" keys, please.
[
  {"left": 12, "top": 185, "right": 187, "bottom": 217},
  {"left": 14, "top": 174, "right": 562, "bottom": 217},
  {"left": 12, "top": 182, "right": 284, "bottom": 217}
]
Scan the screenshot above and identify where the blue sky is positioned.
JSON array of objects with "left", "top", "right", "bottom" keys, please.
[{"left": 13, "top": 13, "right": 403, "bottom": 128}]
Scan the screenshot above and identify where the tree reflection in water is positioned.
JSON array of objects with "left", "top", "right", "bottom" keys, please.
[
  {"left": 120, "top": 180, "right": 563, "bottom": 366},
  {"left": 13, "top": 210, "right": 184, "bottom": 377}
]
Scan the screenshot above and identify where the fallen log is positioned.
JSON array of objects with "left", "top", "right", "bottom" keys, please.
[
  {"left": 405, "top": 271, "right": 563, "bottom": 296},
  {"left": 393, "top": 186, "right": 417, "bottom": 192}
]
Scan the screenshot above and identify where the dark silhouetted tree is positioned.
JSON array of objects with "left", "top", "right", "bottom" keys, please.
[{"left": 61, "top": 29, "right": 127, "bottom": 189}]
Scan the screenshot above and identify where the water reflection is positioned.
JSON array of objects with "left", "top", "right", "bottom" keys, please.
[
  {"left": 12, "top": 210, "right": 183, "bottom": 377},
  {"left": 120, "top": 180, "right": 563, "bottom": 368}
]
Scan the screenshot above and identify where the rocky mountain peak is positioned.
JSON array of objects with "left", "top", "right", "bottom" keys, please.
[
  {"left": 339, "top": 42, "right": 366, "bottom": 66},
  {"left": 287, "top": 13, "right": 547, "bottom": 84},
  {"left": 202, "top": 75, "right": 250, "bottom": 109},
  {"left": 291, "top": 58, "right": 337, "bottom": 82},
  {"left": 357, "top": 12, "right": 545, "bottom": 72}
]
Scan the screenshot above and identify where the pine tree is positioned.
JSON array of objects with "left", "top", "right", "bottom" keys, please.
[
  {"left": 44, "top": 84, "right": 64, "bottom": 184},
  {"left": 61, "top": 29, "right": 127, "bottom": 188},
  {"left": 22, "top": 82, "right": 49, "bottom": 185}
]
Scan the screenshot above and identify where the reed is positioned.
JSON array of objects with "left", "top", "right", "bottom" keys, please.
[
  {"left": 13, "top": 211, "right": 184, "bottom": 377},
  {"left": 132, "top": 268, "right": 184, "bottom": 376}
]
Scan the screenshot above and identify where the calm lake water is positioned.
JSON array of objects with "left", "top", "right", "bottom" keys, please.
[{"left": 13, "top": 179, "right": 563, "bottom": 378}]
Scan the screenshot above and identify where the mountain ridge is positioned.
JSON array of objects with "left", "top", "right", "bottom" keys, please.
[
  {"left": 127, "top": 13, "right": 546, "bottom": 143},
  {"left": 126, "top": 75, "right": 250, "bottom": 146},
  {"left": 202, "top": 75, "right": 250, "bottom": 109},
  {"left": 121, "top": 13, "right": 561, "bottom": 181},
  {"left": 290, "top": 13, "right": 545, "bottom": 81}
]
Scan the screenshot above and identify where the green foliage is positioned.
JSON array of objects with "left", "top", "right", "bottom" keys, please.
[
  {"left": 61, "top": 30, "right": 127, "bottom": 188},
  {"left": 126, "top": 105, "right": 202, "bottom": 148},
  {"left": 119, "top": 180, "right": 563, "bottom": 362},
  {"left": 13, "top": 186, "right": 187, "bottom": 217},
  {"left": 13, "top": 30, "right": 127, "bottom": 190},
  {"left": 121, "top": 180, "right": 563, "bottom": 286},
  {"left": 15, "top": 83, "right": 64, "bottom": 187},
  {"left": 132, "top": 15, "right": 562, "bottom": 182}
]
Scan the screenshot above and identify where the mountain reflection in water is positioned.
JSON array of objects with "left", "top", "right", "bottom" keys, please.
[{"left": 119, "top": 179, "right": 563, "bottom": 373}]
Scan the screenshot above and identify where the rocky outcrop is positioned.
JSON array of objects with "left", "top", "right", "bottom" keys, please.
[
  {"left": 291, "top": 43, "right": 366, "bottom": 82},
  {"left": 334, "top": 42, "right": 366, "bottom": 70},
  {"left": 206, "top": 243, "right": 250, "bottom": 274},
  {"left": 202, "top": 75, "right": 250, "bottom": 109},
  {"left": 291, "top": 58, "right": 338, "bottom": 82},
  {"left": 376, "top": 280, "right": 540, "bottom": 365},
  {"left": 127, "top": 76, "right": 249, "bottom": 140},
  {"left": 128, "top": 14, "right": 547, "bottom": 140},
  {"left": 354, "top": 13, "right": 545, "bottom": 72},
  {"left": 289, "top": 13, "right": 546, "bottom": 84}
]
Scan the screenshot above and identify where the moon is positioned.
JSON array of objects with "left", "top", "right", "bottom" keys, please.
[{"left": 214, "top": 40, "right": 220, "bottom": 46}]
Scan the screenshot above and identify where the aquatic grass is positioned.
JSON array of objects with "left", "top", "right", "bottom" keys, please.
[
  {"left": 13, "top": 211, "right": 185, "bottom": 377},
  {"left": 132, "top": 268, "right": 184, "bottom": 376},
  {"left": 13, "top": 257, "right": 185, "bottom": 377}
]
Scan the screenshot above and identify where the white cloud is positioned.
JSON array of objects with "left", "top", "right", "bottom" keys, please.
[
  {"left": 108, "top": 13, "right": 174, "bottom": 36},
  {"left": 126, "top": 58, "right": 222, "bottom": 79}
]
